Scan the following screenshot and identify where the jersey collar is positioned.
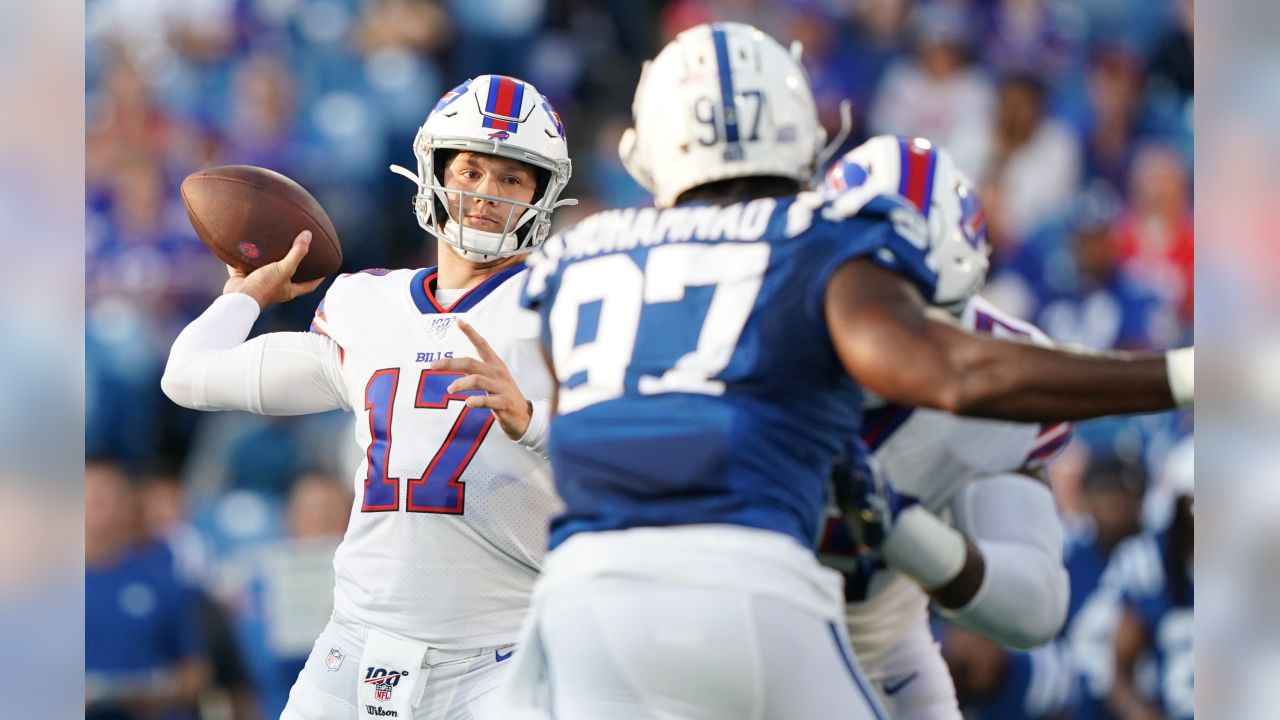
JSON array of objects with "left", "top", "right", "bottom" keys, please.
[{"left": 409, "top": 263, "right": 526, "bottom": 314}]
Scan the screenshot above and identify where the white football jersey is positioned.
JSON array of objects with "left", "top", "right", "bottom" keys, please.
[
  {"left": 311, "top": 265, "right": 562, "bottom": 649},
  {"left": 828, "top": 295, "right": 1071, "bottom": 666}
]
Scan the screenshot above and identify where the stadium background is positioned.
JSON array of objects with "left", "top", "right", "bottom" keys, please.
[{"left": 84, "top": 0, "right": 1193, "bottom": 718}]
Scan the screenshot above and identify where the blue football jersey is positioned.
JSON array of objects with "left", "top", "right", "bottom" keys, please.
[
  {"left": 1112, "top": 531, "right": 1194, "bottom": 720},
  {"left": 521, "top": 191, "right": 936, "bottom": 549},
  {"left": 1061, "top": 525, "right": 1123, "bottom": 720}
]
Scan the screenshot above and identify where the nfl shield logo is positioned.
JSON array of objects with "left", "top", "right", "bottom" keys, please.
[
  {"left": 375, "top": 681, "right": 393, "bottom": 702},
  {"left": 325, "top": 647, "right": 344, "bottom": 671},
  {"left": 430, "top": 317, "right": 454, "bottom": 341}
]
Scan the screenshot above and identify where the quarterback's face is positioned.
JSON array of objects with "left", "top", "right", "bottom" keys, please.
[{"left": 443, "top": 152, "right": 537, "bottom": 232}]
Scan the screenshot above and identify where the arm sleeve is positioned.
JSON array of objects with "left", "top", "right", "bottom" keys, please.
[
  {"left": 940, "top": 472, "right": 1070, "bottom": 649},
  {"left": 161, "top": 292, "right": 349, "bottom": 415}
]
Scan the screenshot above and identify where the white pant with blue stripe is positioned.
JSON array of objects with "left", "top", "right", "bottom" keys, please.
[{"left": 497, "top": 525, "right": 887, "bottom": 719}]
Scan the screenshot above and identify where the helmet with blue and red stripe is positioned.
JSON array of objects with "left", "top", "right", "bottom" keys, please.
[
  {"left": 825, "top": 135, "right": 991, "bottom": 310},
  {"left": 391, "top": 75, "right": 575, "bottom": 260}
]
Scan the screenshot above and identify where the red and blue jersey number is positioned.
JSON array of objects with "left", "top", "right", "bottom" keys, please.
[{"left": 360, "top": 368, "right": 495, "bottom": 514}]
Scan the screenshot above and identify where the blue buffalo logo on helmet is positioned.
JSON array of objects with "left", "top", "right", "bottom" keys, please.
[
  {"left": 541, "top": 98, "right": 566, "bottom": 140},
  {"left": 432, "top": 79, "right": 471, "bottom": 115}
]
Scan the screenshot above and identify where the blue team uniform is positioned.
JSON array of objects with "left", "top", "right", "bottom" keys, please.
[
  {"left": 521, "top": 191, "right": 935, "bottom": 550},
  {"left": 1061, "top": 524, "right": 1122, "bottom": 719},
  {"left": 86, "top": 540, "right": 205, "bottom": 720},
  {"left": 1111, "top": 531, "right": 1194, "bottom": 720}
]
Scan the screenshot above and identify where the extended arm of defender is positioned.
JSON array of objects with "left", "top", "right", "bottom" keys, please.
[{"left": 825, "top": 260, "right": 1189, "bottom": 421}]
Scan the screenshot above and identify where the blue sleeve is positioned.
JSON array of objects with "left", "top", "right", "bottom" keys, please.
[
  {"left": 806, "top": 198, "right": 938, "bottom": 322},
  {"left": 520, "top": 238, "right": 562, "bottom": 313}
]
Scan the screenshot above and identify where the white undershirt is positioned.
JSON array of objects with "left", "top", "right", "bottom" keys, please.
[{"left": 434, "top": 287, "right": 467, "bottom": 306}]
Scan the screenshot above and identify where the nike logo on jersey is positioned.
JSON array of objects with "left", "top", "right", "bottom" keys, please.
[
  {"left": 495, "top": 648, "right": 514, "bottom": 662},
  {"left": 415, "top": 351, "right": 454, "bottom": 363},
  {"left": 883, "top": 672, "right": 918, "bottom": 696}
]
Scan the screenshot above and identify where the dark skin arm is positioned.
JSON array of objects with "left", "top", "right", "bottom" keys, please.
[{"left": 824, "top": 260, "right": 1175, "bottom": 421}]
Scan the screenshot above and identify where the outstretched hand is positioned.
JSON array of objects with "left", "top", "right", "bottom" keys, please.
[
  {"left": 224, "top": 230, "right": 325, "bottom": 309},
  {"left": 432, "top": 319, "right": 532, "bottom": 441}
]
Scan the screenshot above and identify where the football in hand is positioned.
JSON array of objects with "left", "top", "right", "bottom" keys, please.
[{"left": 181, "top": 165, "right": 343, "bottom": 282}]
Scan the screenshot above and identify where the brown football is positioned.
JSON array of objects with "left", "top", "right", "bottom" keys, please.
[{"left": 181, "top": 165, "right": 343, "bottom": 282}]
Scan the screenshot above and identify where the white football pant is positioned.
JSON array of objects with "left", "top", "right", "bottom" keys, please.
[
  {"left": 499, "top": 526, "right": 887, "bottom": 720},
  {"left": 281, "top": 612, "right": 516, "bottom": 720}
]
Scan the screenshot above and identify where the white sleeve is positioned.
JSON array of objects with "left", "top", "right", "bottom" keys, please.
[
  {"left": 940, "top": 472, "right": 1070, "bottom": 649},
  {"left": 161, "top": 293, "right": 349, "bottom": 415}
]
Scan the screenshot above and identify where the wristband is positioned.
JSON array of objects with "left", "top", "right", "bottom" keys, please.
[
  {"left": 1166, "top": 347, "right": 1194, "bottom": 407},
  {"left": 880, "top": 506, "right": 968, "bottom": 591}
]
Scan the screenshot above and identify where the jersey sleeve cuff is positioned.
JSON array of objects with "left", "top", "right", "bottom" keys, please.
[{"left": 517, "top": 398, "right": 552, "bottom": 458}]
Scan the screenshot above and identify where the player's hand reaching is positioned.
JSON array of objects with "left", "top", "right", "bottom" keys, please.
[
  {"left": 224, "top": 230, "right": 325, "bottom": 309},
  {"left": 433, "top": 319, "right": 533, "bottom": 441}
]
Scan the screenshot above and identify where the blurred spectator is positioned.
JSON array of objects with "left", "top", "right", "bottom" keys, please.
[
  {"left": 86, "top": 459, "right": 210, "bottom": 720},
  {"left": 86, "top": 55, "right": 176, "bottom": 191},
  {"left": 140, "top": 470, "right": 260, "bottom": 720},
  {"left": 1146, "top": 0, "right": 1192, "bottom": 104},
  {"left": 446, "top": 0, "right": 547, "bottom": 79},
  {"left": 1106, "top": 478, "right": 1194, "bottom": 720},
  {"left": 355, "top": 0, "right": 452, "bottom": 57},
  {"left": 987, "top": 73, "right": 1081, "bottom": 243},
  {"left": 86, "top": 152, "right": 222, "bottom": 471},
  {"left": 226, "top": 53, "right": 300, "bottom": 174},
  {"left": 1061, "top": 453, "right": 1146, "bottom": 720},
  {"left": 868, "top": 1, "right": 996, "bottom": 178},
  {"left": 140, "top": 466, "right": 214, "bottom": 586},
  {"left": 1082, "top": 46, "right": 1147, "bottom": 193},
  {"left": 218, "top": 473, "right": 352, "bottom": 720},
  {"left": 1112, "top": 143, "right": 1194, "bottom": 326},
  {"left": 842, "top": 0, "right": 913, "bottom": 125},
  {"left": 773, "top": 2, "right": 866, "bottom": 149},
  {"left": 983, "top": 0, "right": 1081, "bottom": 82},
  {"left": 1035, "top": 186, "right": 1180, "bottom": 350},
  {"left": 85, "top": 0, "right": 236, "bottom": 73},
  {"left": 941, "top": 622, "right": 1074, "bottom": 719}
]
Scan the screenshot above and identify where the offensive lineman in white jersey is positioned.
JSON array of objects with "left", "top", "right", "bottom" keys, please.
[
  {"left": 820, "top": 135, "right": 1072, "bottom": 718},
  {"left": 162, "top": 74, "right": 575, "bottom": 720}
]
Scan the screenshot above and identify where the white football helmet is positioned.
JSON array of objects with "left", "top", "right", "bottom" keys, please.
[
  {"left": 619, "top": 22, "right": 832, "bottom": 208},
  {"left": 391, "top": 75, "right": 575, "bottom": 261},
  {"left": 825, "top": 135, "right": 991, "bottom": 310}
]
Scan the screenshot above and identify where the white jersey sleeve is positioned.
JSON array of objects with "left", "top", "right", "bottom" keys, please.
[{"left": 161, "top": 292, "right": 349, "bottom": 414}]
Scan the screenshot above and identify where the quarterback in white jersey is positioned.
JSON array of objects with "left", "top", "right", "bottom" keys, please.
[
  {"left": 820, "top": 136, "right": 1072, "bottom": 719},
  {"left": 162, "top": 75, "right": 575, "bottom": 720}
]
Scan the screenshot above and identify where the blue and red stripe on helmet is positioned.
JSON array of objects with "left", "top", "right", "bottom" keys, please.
[
  {"left": 482, "top": 76, "right": 526, "bottom": 133},
  {"left": 896, "top": 136, "right": 938, "bottom": 218}
]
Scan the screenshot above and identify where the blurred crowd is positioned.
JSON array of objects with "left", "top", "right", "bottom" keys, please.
[{"left": 84, "top": 0, "right": 1194, "bottom": 718}]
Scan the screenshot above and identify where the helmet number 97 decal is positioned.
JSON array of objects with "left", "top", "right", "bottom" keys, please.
[{"left": 694, "top": 90, "right": 766, "bottom": 149}]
